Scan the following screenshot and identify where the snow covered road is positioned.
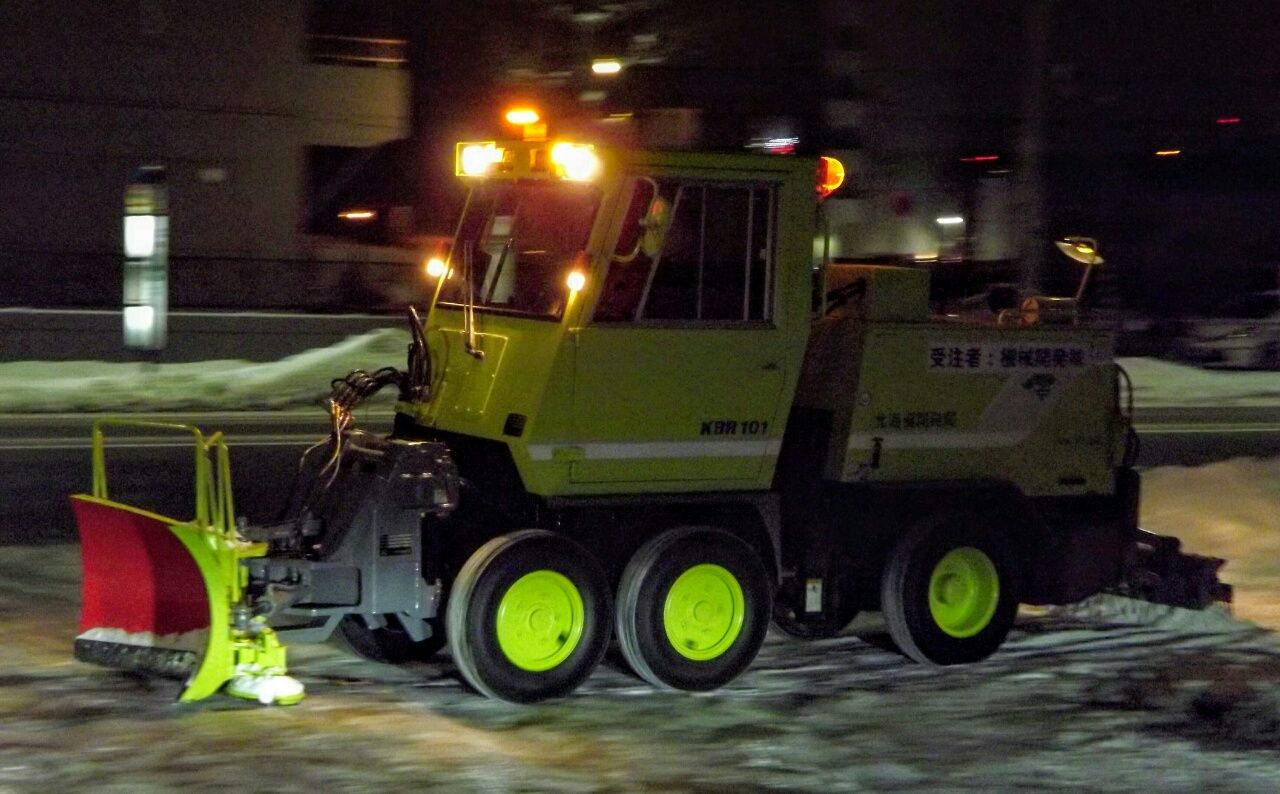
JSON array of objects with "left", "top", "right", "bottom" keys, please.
[
  {"left": 1, "top": 459, "right": 1278, "bottom": 792},
  {"left": 1, "top": 541, "right": 1278, "bottom": 792}
]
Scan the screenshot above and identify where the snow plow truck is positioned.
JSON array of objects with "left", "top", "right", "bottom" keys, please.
[{"left": 72, "top": 130, "right": 1231, "bottom": 704}]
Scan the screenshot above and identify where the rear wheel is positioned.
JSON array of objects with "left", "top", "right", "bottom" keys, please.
[
  {"left": 881, "top": 516, "right": 1019, "bottom": 665},
  {"left": 333, "top": 614, "right": 445, "bottom": 664},
  {"left": 446, "top": 530, "right": 611, "bottom": 702},
  {"left": 615, "top": 527, "right": 771, "bottom": 691}
]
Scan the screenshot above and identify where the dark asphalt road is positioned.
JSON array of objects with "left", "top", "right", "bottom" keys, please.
[
  {"left": 2, "top": 407, "right": 1277, "bottom": 542},
  {"left": 1131, "top": 405, "right": 1280, "bottom": 467},
  {"left": 0, "top": 410, "right": 395, "bottom": 541}
]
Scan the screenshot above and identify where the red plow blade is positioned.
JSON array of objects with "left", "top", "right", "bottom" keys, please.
[
  {"left": 73, "top": 497, "right": 212, "bottom": 678},
  {"left": 70, "top": 419, "right": 302, "bottom": 704}
]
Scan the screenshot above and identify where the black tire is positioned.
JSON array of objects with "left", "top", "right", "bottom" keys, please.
[
  {"left": 615, "top": 527, "right": 772, "bottom": 691},
  {"left": 881, "top": 515, "right": 1020, "bottom": 665},
  {"left": 333, "top": 614, "right": 446, "bottom": 664},
  {"left": 446, "top": 530, "right": 611, "bottom": 702}
]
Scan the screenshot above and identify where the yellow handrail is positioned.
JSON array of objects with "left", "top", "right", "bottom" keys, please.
[{"left": 89, "top": 418, "right": 236, "bottom": 537}]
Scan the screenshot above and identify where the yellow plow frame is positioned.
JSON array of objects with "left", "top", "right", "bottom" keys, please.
[{"left": 72, "top": 419, "right": 299, "bottom": 704}]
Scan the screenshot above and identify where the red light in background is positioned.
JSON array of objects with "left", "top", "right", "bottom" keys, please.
[
  {"left": 960, "top": 155, "right": 1000, "bottom": 163},
  {"left": 1215, "top": 117, "right": 1242, "bottom": 125}
]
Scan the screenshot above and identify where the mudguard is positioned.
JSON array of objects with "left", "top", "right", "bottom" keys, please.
[{"left": 71, "top": 420, "right": 300, "bottom": 704}]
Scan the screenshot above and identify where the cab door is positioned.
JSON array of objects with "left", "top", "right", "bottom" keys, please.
[{"left": 569, "top": 178, "right": 786, "bottom": 485}]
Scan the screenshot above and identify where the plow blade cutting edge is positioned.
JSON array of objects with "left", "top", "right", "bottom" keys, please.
[{"left": 70, "top": 420, "right": 302, "bottom": 705}]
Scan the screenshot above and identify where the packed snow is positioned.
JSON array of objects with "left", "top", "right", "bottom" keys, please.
[
  {"left": 0, "top": 328, "right": 410, "bottom": 412},
  {"left": 76, "top": 626, "right": 208, "bottom": 653},
  {"left": 0, "top": 327, "right": 1277, "bottom": 412},
  {"left": 1119, "top": 357, "right": 1280, "bottom": 408},
  {"left": 1139, "top": 457, "right": 1280, "bottom": 631},
  {"left": 0, "top": 458, "right": 1277, "bottom": 791}
]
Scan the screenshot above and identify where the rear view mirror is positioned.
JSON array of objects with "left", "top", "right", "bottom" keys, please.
[
  {"left": 639, "top": 193, "right": 672, "bottom": 259},
  {"left": 613, "top": 177, "right": 661, "bottom": 263}
]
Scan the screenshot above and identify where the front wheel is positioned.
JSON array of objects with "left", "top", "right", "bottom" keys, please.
[
  {"left": 881, "top": 516, "right": 1020, "bottom": 665},
  {"left": 446, "top": 530, "right": 612, "bottom": 702},
  {"left": 615, "top": 527, "right": 772, "bottom": 691}
]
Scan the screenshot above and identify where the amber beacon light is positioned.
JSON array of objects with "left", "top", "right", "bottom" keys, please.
[
  {"left": 504, "top": 107, "right": 541, "bottom": 126},
  {"left": 816, "top": 156, "right": 846, "bottom": 198}
]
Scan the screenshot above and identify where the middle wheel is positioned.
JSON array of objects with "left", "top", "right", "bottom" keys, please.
[
  {"left": 615, "top": 527, "right": 772, "bottom": 691},
  {"left": 446, "top": 529, "right": 612, "bottom": 702}
]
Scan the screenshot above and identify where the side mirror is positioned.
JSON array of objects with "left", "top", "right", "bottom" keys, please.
[
  {"left": 613, "top": 177, "right": 664, "bottom": 263},
  {"left": 638, "top": 193, "right": 672, "bottom": 259}
]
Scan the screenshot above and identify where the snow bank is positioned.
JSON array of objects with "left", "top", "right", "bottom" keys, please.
[
  {"left": 1118, "top": 356, "right": 1280, "bottom": 407},
  {"left": 1034, "top": 457, "right": 1279, "bottom": 634},
  {"left": 0, "top": 328, "right": 411, "bottom": 412},
  {"left": 1138, "top": 457, "right": 1280, "bottom": 631},
  {"left": 0, "top": 326, "right": 1275, "bottom": 413}
]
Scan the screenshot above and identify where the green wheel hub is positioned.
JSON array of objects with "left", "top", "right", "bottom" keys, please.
[
  {"left": 928, "top": 547, "right": 1000, "bottom": 638},
  {"left": 495, "top": 570, "right": 585, "bottom": 672},
  {"left": 663, "top": 564, "right": 745, "bottom": 661}
]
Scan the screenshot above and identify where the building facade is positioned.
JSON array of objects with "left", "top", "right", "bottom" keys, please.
[{"left": 0, "top": 0, "right": 412, "bottom": 310}]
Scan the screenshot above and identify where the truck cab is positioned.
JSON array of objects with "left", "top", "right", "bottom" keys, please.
[{"left": 400, "top": 140, "right": 821, "bottom": 497}]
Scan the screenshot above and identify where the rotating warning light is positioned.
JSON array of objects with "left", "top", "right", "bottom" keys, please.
[
  {"left": 551, "top": 142, "right": 599, "bottom": 181},
  {"left": 816, "top": 156, "right": 845, "bottom": 198},
  {"left": 456, "top": 142, "right": 502, "bottom": 176},
  {"left": 505, "top": 107, "right": 541, "bottom": 126}
]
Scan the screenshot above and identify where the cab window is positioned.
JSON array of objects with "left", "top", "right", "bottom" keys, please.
[
  {"left": 594, "top": 178, "right": 774, "bottom": 323},
  {"left": 439, "top": 181, "right": 600, "bottom": 318}
]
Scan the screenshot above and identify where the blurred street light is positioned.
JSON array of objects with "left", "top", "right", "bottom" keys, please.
[{"left": 591, "top": 58, "right": 623, "bottom": 75}]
